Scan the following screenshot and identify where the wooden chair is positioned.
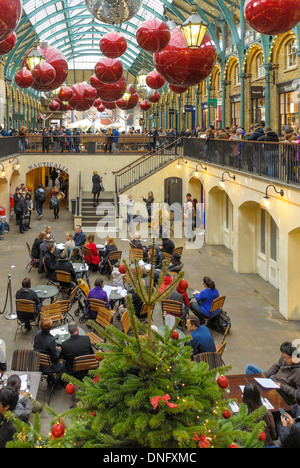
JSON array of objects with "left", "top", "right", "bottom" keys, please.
[
  {"left": 15, "top": 300, "right": 40, "bottom": 341},
  {"left": 40, "top": 302, "right": 67, "bottom": 325},
  {"left": 138, "top": 303, "right": 155, "bottom": 321},
  {"left": 161, "top": 299, "right": 183, "bottom": 325},
  {"left": 193, "top": 351, "right": 224, "bottom": 370},
  {"left": 73, "top": 354, "right": 99, "bottom": 373},
  {"left": 55, "top": 270, "right": 74, "bottom": 297},
  {"left": 107, "top": 250, "right": 122, "bottom": 274},
  {"left": 206, "top": 296, "right": 226, "bottom": 327},
  {"left": 85, "top": 299, "right": 114, "bottom": 346},
  {"left": 11, "top": 349, "right": 40, "bottom": 371},
  {"left": 220, "top": 323, "right": 230, "bottom": 346},
  {"left": 162, "top": 252, "right": 172, "bottom": 262},
  {"left": 26, "top": 242, "right": 39, "bottom": 272},
  {"left": 173, "top": 246, "right": 183, "bottom": 256},
  {"left": 121, "top": 310, "right": 131, "bottom": 335},
  {"left": 39, "top": 353, "right": 63, "bottom": 404},
  {"left": 129, "top": 248, "right": 144, "bottom": 262}
]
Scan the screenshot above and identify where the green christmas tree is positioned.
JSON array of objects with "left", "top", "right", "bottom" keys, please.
[{"left": 7, "top": 246, "right": 267, "bottom": 449}]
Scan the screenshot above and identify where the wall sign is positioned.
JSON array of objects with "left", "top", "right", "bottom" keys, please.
[{"left": 27, "top": 161, "right": 69, "bottom": 173}]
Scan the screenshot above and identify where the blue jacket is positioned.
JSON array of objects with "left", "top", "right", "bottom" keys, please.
[
  {"left": 194, "top": 288, "right": 220, "bottom": 318},
  {"left": 73, "top": 231, "right": 86, "bottom": 247},
  {"left": 247, "top": 127, "right": 264, "bottom": 141},
  {"left": 113, "top": 129, "right": 119, "bottom": 142},
  {"left": 190, "top": 325, "right": 216, "bottom": 356}
]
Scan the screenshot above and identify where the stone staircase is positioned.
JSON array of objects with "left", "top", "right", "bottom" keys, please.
[{"left": 81, "top": 190, "right": 116, "bottom": 231}]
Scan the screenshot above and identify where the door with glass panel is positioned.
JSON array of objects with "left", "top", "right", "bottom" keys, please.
[{"left": 257, "top": 208, "right": 279, "bottom": 288}]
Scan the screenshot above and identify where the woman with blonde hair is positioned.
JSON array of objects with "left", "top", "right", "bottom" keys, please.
[
  {"left": 99, "top": 237, "right": 118, "bottom": 274},
  {"left": 63, "top": 232, "right": 75, "bottom": 258},
  {"left": 19, "top": 126, "right": 28, "bottom": 153}
]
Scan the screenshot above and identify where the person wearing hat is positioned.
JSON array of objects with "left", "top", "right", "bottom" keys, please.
[
  {"left": 168, "top": 279, "right": 190, "bottom": 321},
  {"left": 167, "top": 252, "right": 183, "bottom": 274},
  {"left": 158, "top": 274, "right": 173, "bottom": 295}
]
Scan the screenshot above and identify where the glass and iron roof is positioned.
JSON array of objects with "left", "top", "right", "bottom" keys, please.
[{"left": 5, "top": 0, "right": 240, "bottom": 80}]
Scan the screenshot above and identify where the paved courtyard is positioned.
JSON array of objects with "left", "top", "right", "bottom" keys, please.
[{"left": 1, "top": 199, "right": 300, "bottom": 434}]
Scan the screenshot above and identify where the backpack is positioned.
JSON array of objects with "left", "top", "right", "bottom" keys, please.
[
  {"left": 49, "top": 197, "right": 59, "bottom": 210},
  {"left": 209, "top": 310, "right": 231, "bottom": 334}
]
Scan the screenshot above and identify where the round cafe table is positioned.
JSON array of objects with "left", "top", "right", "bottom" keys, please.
[
  {"left": 51, "top": 325, "right": 85, "bottom": 346},
  {"left": 157, "top": 326, "right": 185, "bottom": 340},
  {"left": 31, "top": 285, "right": 59, "bottom": 303}
]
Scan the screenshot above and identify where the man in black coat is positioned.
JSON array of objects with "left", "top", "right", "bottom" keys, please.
[
  {"left": 14, "top": 188, "right": 27, "bottom": 234},
  {"left": 16, "top": 278, "right": 41, "bottom": 330},
  {"left": 55, "top": 252, "right": 77, "bottom": 285},
  {"left": 61, "top": 321, "right": 94, "bottom": 380},
  {"left": 44, "top": 243, "right": 57, "bottom": 282}
]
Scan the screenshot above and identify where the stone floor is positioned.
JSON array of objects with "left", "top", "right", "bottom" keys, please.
[{"left": 1, "top": 199, "right": 300, "bottom": 435}]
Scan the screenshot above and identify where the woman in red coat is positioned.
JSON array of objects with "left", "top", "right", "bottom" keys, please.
[{"left": 84, "top": 234, "right": 100, "bottom": 271}]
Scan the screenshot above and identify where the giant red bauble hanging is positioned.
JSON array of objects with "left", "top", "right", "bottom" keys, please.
[
  {"left": 90, "top": 74, "right": 105, "bottom": 94},
  {"left": 154, "top": 27, "right": 217, "bottom": 88},
  {"left": 68, "top": 83, "right": 93, "bottom": 111},
  {"left": 14, "top": 68, "right": 34, "bottom": 89},
  {"left": 101, "top": 100, "right": 117, "bottom": 110},
  {"left": 116, "top": 98, "right": 129, "bottom": 110},
  {"left": 149, "top": 91, "right": 160, "bottom": 103},
  {"left": 97, "top": 104, "right": 106, "bottom": 113},
  {"left": 83, "top": 85, "right": 98, "bottom": 101},
  {"left": 126, "top": 92, "right": 139, "bottom": 110},
  {"left": 97, "top": 76, "right": 127, "bottom": 102},
  {"left": 95, "top": 57, "right": 123, "bottom": 84},
  {"left": 146, "top": 70, "right": 165, "bottom": 90},
  {"left": 94, "top": 98, "right": 102, "bottom": 108},
  {"left": 244, "top": 0, "right": 300, "bottom": 35},
  {"left": 140, "top": 100, "right": 150, "bottom": 111},
  {"left": 169, "top": 84, "right": 189, "bottom": 94},
  {"left": 0, "top": 32, "right": 16, "bottom": 55},
  {"left": 136, "top": 18, "right": 171, "bottom": 53},
  {"left": 54, "top": 98, "right": 68, "bottom": 112},
  {"left": 100, "top": 31, "right": 127, "bottom": 58},
  {"left": 58, "top": 86, "right": 73, "bottom": 102},
  {"left": 32, "top": 62, "right": 56, "bottom": 87},
  {"left": 0, "top": 0, "right": 22, "bottom": 43},
  {"left": 23, "top": 44, "right": 68, "bottom": 92},
  {"left": 48, "top": 100, "right": 60, "bottom": 112}
]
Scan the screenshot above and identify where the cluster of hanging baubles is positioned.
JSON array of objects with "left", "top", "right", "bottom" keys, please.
[{"left": 3, "top": 0, "right": 300, "bottom": 116}]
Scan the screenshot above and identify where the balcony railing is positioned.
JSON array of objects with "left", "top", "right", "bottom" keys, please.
[
  {"left": 0, "top": 137, "right": 19, "bottom": 159},
  {"left": 183, "top": 138, "right": 300, "bottom": 185}
]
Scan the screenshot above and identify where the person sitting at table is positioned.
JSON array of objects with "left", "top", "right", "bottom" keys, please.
[
  {"left": 277, "top": 389, "right": 300, "bottom": 445},
  {"left": 0, "top": 387, "right": 19, "bottom": 448},
  {"left": 168, "top": 279, "right": 190, "bottom": 321},
  {"left": 45, "top": 225, "right": 55, "bottom": 243},
  {"left": 6, "top": 374, "right": 43, "bottom": 422},
  {"left": 60, "top": 321, "right": 94, "bottom": 380},
  {"left": 73, "top": 225, "right": 86, "bottom": 247},
  {"left": 62, "top": 232, "right": 75, "bottom": 259},
  {"left": 190, "top": 276, "right": 220, "bottom": 324},
  {"left": 131, "top": 233, "right": 144, "bottom": 250},
  {"left": 38, "top": 233, "right": 53, "bottom": 273},
  {"left": 31, "top": 231, "right": 46, "bottom": 263},
  {"left": 34, "top": 318, "right": 62, "bottom": 374},
  {"left": 99, "top": 237, "right": 118, "bottom": 275},
  {"left": 86, "top": 278, "right": 110, "bottom": 319},
  {"left": 84, "top": 234, "right": 100, "bottom": 272},
  {"left": 242, "top": 383, "right": 277, "bottom": 447},
  {"left": 55, "top": 252, "right": 77, "bottom": 285},
  {"left": 159, "top": 235, "right": 175, "bottom": 255},
  {"left": 245, "top": 341, "right": 300, "bottom": 406},
  {"left": 44, "top": 243, "right": 57, "bottom": 282},
  {"left": 16, "top": 278, "right": 41, "bottom": 331},
  {"left": 167, "top": 252, "right": 183, "bottom": 274},
  {"left": 185, "top": 317, "right": 216, "bottom": 357}
]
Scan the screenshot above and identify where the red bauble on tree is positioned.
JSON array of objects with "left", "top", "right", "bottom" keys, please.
[
  {"left": 97, "top": 76, "right": 127, "bottom": 103},
  {"left": 68, "top": 83, "right": 94, "bottom": 111},
  {"left": 32, "top": 62, "right": 56, "bottom": 87},
  {"left": 48, "top": 100, "right": 60, "bottom": 112},
  {"left": 0, "top": 32, "right": 16, "bottom": 55},
  {"left": 140, "top": 100, "right": 150, "bottom": 111},
  {"left": 58, "top": 86, "right": 73, "bottom": 102},
  {"left": 171, "top": 330, "right": 179, "bottom": 340},
  {"left": 100, "top": 31, "right": 127, "bottom": 58},
  {"left": 95, "top": 57, "right": 123, "bottom": 84},
  {"left": 259, "top": 432, "right": 266, "bottom": 442},
  {"left": 154, "top": 27, "right": 217, "bottom": 88},
  {"left": 136, "top": 18, "right": 171, "bottom": 53},
  {"left": 149, "top": 91, "right": 160, "bottom": 103},
  {"left": 244, "top": 0, "right": 300, "bottom": 36},
  {"left": 14, "top": 68, "right": 34, "bottom": 89},
  {"left": 146, "top": 70, "right": 165, "bottom": 90},
  {"left": 217, "top": 375, "right": 229, "bottom": 389},
  {"left": 83, "top": 85, "right": 98, "bottom": 101},
  {"left": 65, "top": 383, "right": 76, "bottom": 395},
  {"left": 51, "top": 419, "right": 65, "bottom": 439},
  {"left": 169, "top": 84, "right": 189, "bottom": 94},
  {"left": 222, "top": 409, "right": 231, "bottom": 419},
  {"left": 0, "top": 0, "right": 22, "bottom": 43}
]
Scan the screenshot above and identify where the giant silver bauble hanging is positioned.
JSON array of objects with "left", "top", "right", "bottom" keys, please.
[{"left": 84, "top": 0, "right": 143, "bottom": 24}]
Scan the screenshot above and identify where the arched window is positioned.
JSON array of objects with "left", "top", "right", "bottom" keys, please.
[{"left": 233, "top": 62, "right": 240, "bottom": 86}]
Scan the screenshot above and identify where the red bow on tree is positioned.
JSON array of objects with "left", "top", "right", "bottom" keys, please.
[
  {"left": 150, "top": 394, "right": 178, "bottom": 410},
  {"left": 193, "top": 433, "right": 210, "bottom": 448}
]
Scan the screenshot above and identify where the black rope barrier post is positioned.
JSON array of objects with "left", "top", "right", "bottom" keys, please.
[{"left": 1, "top": 274, "right": 17, "bottom": 320}]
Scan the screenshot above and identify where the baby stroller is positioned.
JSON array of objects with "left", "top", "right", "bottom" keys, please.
[{"left": 73, "top": 278, "right": 90, "bottom": 323}]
